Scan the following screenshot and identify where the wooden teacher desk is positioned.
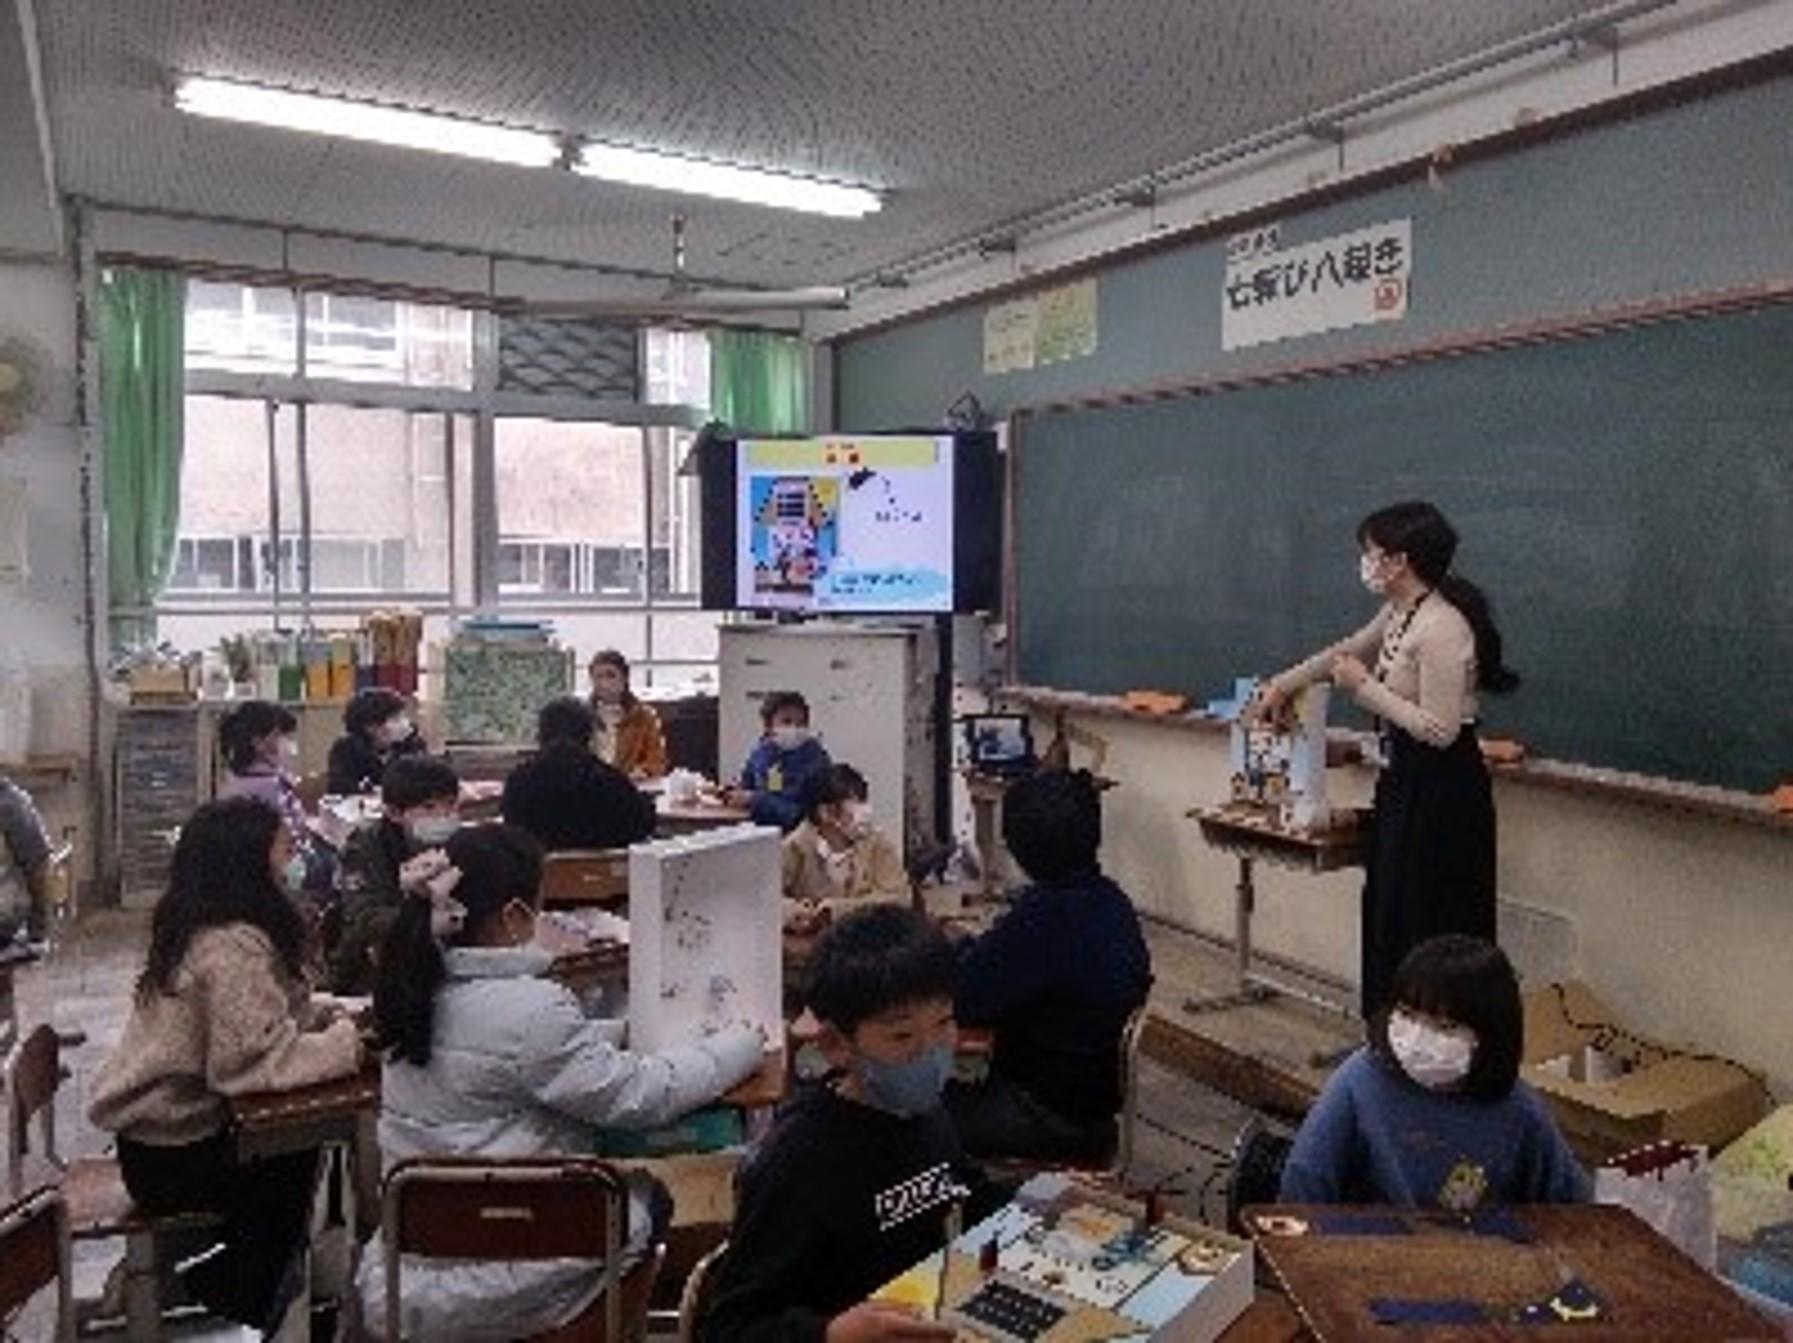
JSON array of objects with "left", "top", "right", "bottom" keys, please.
[
  {"left": 1245, "top": 1203, "right": 1778, "bottom": 1342},
  {"left": 1184, "top": 805, "right": 1365, "bottom": 1018}
]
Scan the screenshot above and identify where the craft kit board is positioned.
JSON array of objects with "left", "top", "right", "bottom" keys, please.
[
  {"left": 628, "top": 824, "right": 783, "bottom": 1053},
  {"left": 875, "top": 1174, "right": 1253, "bottom": 1341},
  {"left": 1225, "top": 678, "right": 1331, "bottom": 832}
]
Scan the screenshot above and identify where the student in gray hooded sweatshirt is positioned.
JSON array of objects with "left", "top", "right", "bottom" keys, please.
[{"left": 358, "top": 823, "right": 765, "bottom": 1340}]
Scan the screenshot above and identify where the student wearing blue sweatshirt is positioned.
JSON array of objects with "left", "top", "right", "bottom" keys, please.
[
  {"left": 727, "top": 691, "right": 832, "bottom": 833},
  {"left": 949, "top": 769, "right": 1152, "bottom": 1163},
  {"left": 1280, "top": 935, "right": 1589, "bottom": 1210}
]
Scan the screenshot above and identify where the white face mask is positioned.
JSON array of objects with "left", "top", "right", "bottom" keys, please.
[
  {"left": 1387, "top": 1009, "right": 1477, "bottom": 1091},
  {"left": 277, "top": 736, "right": 299, "bottom": 764},
  {"left": 381, "top": 716, "right": 412, "bottom": 746},
  {"left": 407, "top": 815, "right": 460, "bottom": 848},
  {"left": 1360, "top": 553, "right": 1391, "bottom": 594},
  {"left": 846, "top": 801, "right": 873, "bottom": 836},
  {"left": 771, "top": 725, "right": 810, "bottom": 751}
]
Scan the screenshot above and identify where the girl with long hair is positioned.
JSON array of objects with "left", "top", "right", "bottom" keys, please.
[
  {"left": 89, "top": 798, "right": 364, "bottom": 1330},
  {"left": 358, "top": 823, "right": 764, "bottom": 1337},
  {"left": 587, "top": 648, "right": 669, "bottom": 778}
]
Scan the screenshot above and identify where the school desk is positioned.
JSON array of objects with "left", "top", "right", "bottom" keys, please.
[
  {"left": 1183, "top": 805, "right": 1365, "bottom": 1019},
  {"left": 654, "top": 793, "right": 752, "bottom": 837},
  {"left": 1245, "top": 1203, "right": 1779, "bottom": 1342}
]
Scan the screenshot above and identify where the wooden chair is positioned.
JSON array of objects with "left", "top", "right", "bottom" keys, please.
[
  {"left": 540, "top": 849, "right": 631, "bottom": 911},
  {"left": 674, "top": 1239, "right": 728, "bottom": 1343},
  {"left": 1224, "top": 1115, "right": 1295, "bottom": 1236},
  {"left": 6, "top": 1024, "right": 222, "bottom": 1341},
  {"left": 380, "top": 1154, "right": 658, "bottom": 1342},
  {"left": 39, "top": 842, "right": 75, "bottom": 951},
  {"left": 0, "top": 1186, "right": 73, "bottom": 1342}
]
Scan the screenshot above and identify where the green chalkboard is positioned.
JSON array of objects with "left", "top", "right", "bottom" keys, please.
[{"left": 1013, "top": 301, "right": 1793, "bottom": 791}]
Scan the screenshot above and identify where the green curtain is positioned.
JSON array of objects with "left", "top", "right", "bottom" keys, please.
[
  {"left": 100, "top": 267, "right": 186, "bottom": 648},
  {"left": 709, "top": 329, "right": 809, "bottom": 434}
]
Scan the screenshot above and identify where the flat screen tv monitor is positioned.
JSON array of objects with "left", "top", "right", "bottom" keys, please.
[{"left": 699, "top": 431, "right": 1000, "bottom": 615}]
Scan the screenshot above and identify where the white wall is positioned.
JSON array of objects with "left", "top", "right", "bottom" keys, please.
[
  {"left": 0, "top": 258, "right": 93, "bottom": 873},
  {"left": 1032, "top": 709, "right": 1793, "bottom": 1100},
  {"left": 0, "top": 259, "right": 86, "bottom": 754}
]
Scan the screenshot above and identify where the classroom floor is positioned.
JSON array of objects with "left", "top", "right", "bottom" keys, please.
[{"left": 7, "top": 908, "right": 1359, "bottom": 1339}]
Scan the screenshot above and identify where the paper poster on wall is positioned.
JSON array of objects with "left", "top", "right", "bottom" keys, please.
[
  {"left": 1221, "top": 218, "right": 1411, "bottom": 351},
  {"left": 0, "top": 477, "right": 25, "bottom": 588},
  {"left": 1035, "top": 278, "right": 1099, "bottom": 365},
  {"left": 984, "top": 297, "right": 1039, "bottom": 374}
]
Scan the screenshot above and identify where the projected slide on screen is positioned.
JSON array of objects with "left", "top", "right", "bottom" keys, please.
[{"left": 736, "top": 436, "right": 956, "bottom": 612}]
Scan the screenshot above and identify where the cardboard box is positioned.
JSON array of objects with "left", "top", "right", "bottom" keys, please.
[{"left": 1523, "top": 980, "right": 1768, "bottom": 1163}]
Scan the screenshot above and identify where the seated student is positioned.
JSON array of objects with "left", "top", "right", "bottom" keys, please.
[
  {"left": 88, "top": 798, "right": 364, "bottom": 1332},
  {"left": 215, "top": 699, "right": 332, "bottom": 893},
  {"left": 727, "top": 690, "right": 831, "bottom": 833},
  {"left": 948, "top": 769, "right": 1152, "bottom": 1163},
  {"left": 358, "top": 823, "right": 764, "bottom": 1339},
  {"left": 782, "top": 764, "right": 908, "bottom": 930},
  {"left": 325, "top": 687, "right": 426, "bottom": 796},
  {"left": 329, "top": 754, "right": 461, "bottom": 994},
  {"left": 589, "top": 649, "right": 669, "bottom": 779},
  {"left": 0, "top": 772, "right": 54, "bottom": 941},
  {"left": 701, "top": 905, "right": 996, "bottom": 1343},
  {"left": 502, "top": 696, "right": 656, "bottom": 853},
  {"left": 1280, "top": 935, "right": 1589, "bottom": 1208}
]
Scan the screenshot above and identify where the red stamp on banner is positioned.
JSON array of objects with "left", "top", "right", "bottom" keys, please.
[{"left": 1373, "top": 278, "right": 1405, "bottom": 312}]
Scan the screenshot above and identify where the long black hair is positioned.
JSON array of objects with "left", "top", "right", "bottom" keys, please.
[
  {"left": 801, "top": 762, "right": 869, "bottom": 823},
  {"left": 1369, "top": 935, "right": 1523, "bottom": 1103},
  {"left": 138, "top": 798, "right": 307, "bottom": 1001},
  {"left": 1358, "top": 501, "right": 1519, "bottom": 694},
  {"left": 218, "top": 699, "right": 296, "bottom": 774},
  {"left": 344, "top": 687, "right": 408, "bottom": 741},
  {"left": 373, "top": 823, "right": 544, "bottom": 1067},
  {"left": 589, "top": 649, "right": 641, "bottom": 712}
]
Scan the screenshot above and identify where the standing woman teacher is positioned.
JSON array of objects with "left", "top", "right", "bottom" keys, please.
[{"left": 1253, "top": 501, "right": 1518, "bottom": 1018}]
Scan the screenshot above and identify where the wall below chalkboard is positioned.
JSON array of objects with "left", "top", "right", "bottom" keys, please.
[{"left": 1011, "top": 294, "right": 1793, "bottom": 793}]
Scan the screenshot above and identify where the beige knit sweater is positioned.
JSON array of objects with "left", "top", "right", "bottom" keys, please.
[{"left": 89, "top": 923, "right": 363, "bottom": 1147}]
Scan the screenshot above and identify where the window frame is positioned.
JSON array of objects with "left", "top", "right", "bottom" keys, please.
[{"left": 159, "top": 282, "right": 719, "bottom": 688}]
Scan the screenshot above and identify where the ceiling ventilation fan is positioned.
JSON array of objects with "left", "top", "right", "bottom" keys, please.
[{"left": 517, "top": 215, "right": 849, "bottom": 321}]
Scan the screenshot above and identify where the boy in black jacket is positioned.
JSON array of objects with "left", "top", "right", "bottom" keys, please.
[
  {"left": 328, "top": 754, "right": 461, "bottom": 993},
  {"left": 948, "top": 769, "right": 1152, "bottom": 1163},
  {"left": 701, "top": 906, "right": 996, "bottom": 1343},
  {"left": 501, "top": 697, "right": 656, "bottom": 852}
]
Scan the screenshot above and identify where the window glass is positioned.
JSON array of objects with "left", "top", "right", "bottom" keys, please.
[
  {"left": 184, "top": 281, "right": 298, "bottom": 375},
  {"left": 302, "top": 405, "right": 461, "bottom": 594},
  {"left": 303, "top": 293, "right": 473, "bottom": 388},
  {"left": 495, "top": 418, "right": 646, "bottom": 601}
]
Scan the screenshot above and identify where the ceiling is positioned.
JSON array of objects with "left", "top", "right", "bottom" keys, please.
[{"left": 33, "top": 0, "right": 1629, "bottom": 287}]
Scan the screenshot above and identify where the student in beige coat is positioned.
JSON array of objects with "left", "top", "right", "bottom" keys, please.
[
  {"left": 90, "top": 798, "right": 364, "bottom": 1332},
  {"left": 781, "top": 764, "right": 909, "bottom": 934}
]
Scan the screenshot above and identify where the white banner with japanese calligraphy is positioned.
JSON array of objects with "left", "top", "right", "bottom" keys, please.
[{"left": 1221, "top": 219, "right": 1411, "bottom": 351}]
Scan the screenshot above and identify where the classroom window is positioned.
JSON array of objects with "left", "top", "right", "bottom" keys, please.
[
  {"left": 184, "top": 281, "right": 298, "bottom": 375},
  {"left": 303, "top": 293, "right": 473, "bottom": 388},
  {"left": 495, "top": 417, "right": 648, "bottom": 602},
  {"left": 302, "top": 405, "right": 457, "bottom": 594},
  {"left": 160, "top": 288, "right": 717, "bottom": 686}
]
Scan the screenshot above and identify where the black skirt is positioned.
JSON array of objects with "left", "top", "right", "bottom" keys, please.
[{"left": 1359, "top": 726, "right": 1497, "bottom": 1017}]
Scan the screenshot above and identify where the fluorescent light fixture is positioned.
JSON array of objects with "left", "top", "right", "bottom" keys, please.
[
  {"left": 174, "top": 76, "right": 561, "bottom": 168},
  {"left": 574, "top": 143, "right": 880, "bottom": 218}
]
